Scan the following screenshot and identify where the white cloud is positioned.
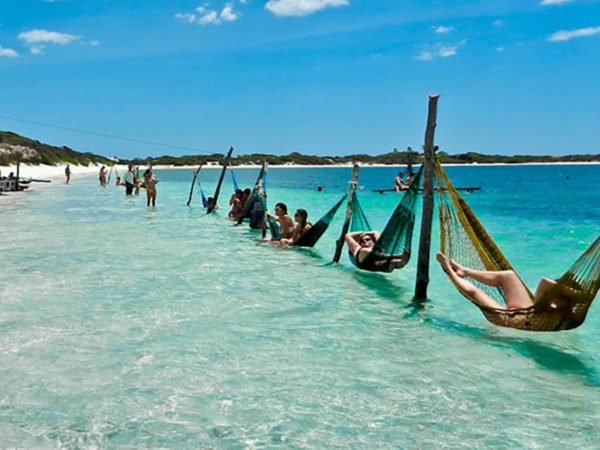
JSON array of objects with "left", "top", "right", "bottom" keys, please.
[
  {"left": 492, "top": 19, "right": 503, "bottom": 27},
  {"left": 176, "top": 3, "right": 240, "bottom": 26},
  {"left": 433, "top": 25, "right": 454, "bottom": 34},
  {"left": 175, "top": 12, "right": 196, "bottom": 23},
  {"left": 199, "top": 11, "right": 220, "bottom": 25},
  {"left": 548, "top": 26, "right": 600, "bottom": 41},
  {"left": 265, "top": 0, "right": 348, "bottom": 17},
  {"left": 416, "top": 41, "right": 465, "bottom": 61},
  {"left": 541, "top": 0, "right": 573, "bottom": 5},
  {"left": 30, "top": 47, "right": 44, "bottom": 55},
  {"left": 220, "top": 4, "right": 238, "bottom": 21},
  {"left": 18, "top": 29, "right": 79, "bottom": 45},
  {"left": 0, "top": 46, "right": 19, "bottom": 58}
]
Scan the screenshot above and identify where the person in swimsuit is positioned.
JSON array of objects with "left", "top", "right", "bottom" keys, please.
[
  {"left": 267, "top": 202, "right": 295, "bottom": 240},
  {"left": 345, "top": 231, "right": 410, "bottom": 272},
  {"left": 435, "top": 253, "right": 557, "bottom": 310},
  {"left": 143, "top": 168, "right": 159, "bottom": 207},
  {"left": 394, "top": 172, "right": 408, "bottom": 192},
  {"left": 228, "top": 189, "right": 244, "bottom": 219},
  {"left": 65, "top": 165, "right": 71, "bottom": 184},
  {"left": 279, "top": 208, "right": 312, "bottom": 248},
  {"left": 99, "top": 166, "right": 107, "bottom": 187}
]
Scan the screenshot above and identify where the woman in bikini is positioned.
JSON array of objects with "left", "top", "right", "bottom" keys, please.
[
  {"left": 279, "top": 209, "right": 312, "bottom": 248},
  {"left": 345, "top": 231, "right": 410, "bottom": 272},
  {"left": 436, "top": 253, "right": 557, "bottom": 310},
  {"left": 143, "top": 169, "right": 160, "bottom": 207}
]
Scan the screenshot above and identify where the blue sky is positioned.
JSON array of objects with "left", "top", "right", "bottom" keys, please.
[{"left": 1, "top": 0, "right": 599, "bottom": 158}]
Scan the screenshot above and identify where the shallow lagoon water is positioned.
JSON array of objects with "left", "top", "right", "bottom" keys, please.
[{"left": 0, "top": 165, "right": 599, "bottom": 448}]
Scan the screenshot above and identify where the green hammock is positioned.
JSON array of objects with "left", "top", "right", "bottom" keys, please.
[
  {"left": 434, "top": 159, "right": 600, "bottom": 331},
  {"left": 262, "top": 194, "right": 348, "bottom": 245},
  {"left": 236, "top": 165, "right": 267, "bottom": 227},
  {"left": 348, "top": 165, "right": 423, "bottom": 272},
  {"left": 294, "top": 194, "right": 347, "bottom": 247}
]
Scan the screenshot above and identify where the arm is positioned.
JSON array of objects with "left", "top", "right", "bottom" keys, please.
[
  {"left": 345, "top": 232, "right": 362, "bottom": 256},
  {"left": 293, "top": 223, "right": 312, "bottom": 243}
]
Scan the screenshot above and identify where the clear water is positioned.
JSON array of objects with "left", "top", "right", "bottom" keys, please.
[{"left": 1, "top": 165, "right": 599, "bottom": 448}]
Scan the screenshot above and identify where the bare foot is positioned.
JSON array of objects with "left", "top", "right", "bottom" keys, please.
[
  {"left": 436, "top": 253, "right": 453, "bottom": 275},
  {"left": 449, "top": 259, "right": 467, "bottom": 278}
]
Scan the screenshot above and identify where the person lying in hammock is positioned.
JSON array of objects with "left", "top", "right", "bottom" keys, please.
[
  {"left": 279, "top": 208, "right": 312, "bottom": 248},
  {"left": 436, "top": 253, "right": 558, "bottom": 310},
  {"left": 345, "top": 231, "right": 410, "bottom": 272}
]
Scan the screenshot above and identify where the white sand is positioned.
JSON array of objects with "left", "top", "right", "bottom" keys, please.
[{"left": 0, "top": 163, "right": 101, "bottom": 181}]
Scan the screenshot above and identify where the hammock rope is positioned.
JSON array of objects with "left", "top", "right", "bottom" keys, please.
[
  {"left": 434, "top": 158, "right": 600, "bottom": 331},
  {"left": 348, "top": 165, "right": 423, "bottom": 272}
]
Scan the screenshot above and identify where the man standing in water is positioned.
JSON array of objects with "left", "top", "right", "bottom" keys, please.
[
  {"left": 65, "top": 165, "right": 71, "bottom": 184},
  {"left": 124, "top": 164, "right": 135, "bottom": 196}
]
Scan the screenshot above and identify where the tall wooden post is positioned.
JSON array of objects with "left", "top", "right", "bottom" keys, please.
[
  {"left": 414, "top": 94, "right": 440, "bottom": 300},
  {"left": 332, "top": 163, "right": 359, "bottom": 263},
  {"left": 207, "top": 146, "right": 234, "bottom": 213}
]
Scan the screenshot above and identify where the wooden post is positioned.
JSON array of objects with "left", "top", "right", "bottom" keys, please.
[
  {"left": 414, "top": 94, "right": 440, "bottom": 300},
  {"left": 207, "top": 146, "right": 234, "bottom": 213},
  {"left": 332, "top": 163, "right": 359, "bottom": 263},
  {"left": 236, "top": 161, "right": 267, "bottom": 225},
  {"left": 15, "top": 159, "right": 20, "bottom": 191},
  {"left": 186, "top": 164, "right": 203, "bottom": 206}
]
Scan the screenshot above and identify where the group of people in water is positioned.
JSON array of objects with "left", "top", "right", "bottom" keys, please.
[
  {"left": 59, "top": 161, "right": 568, "bottom": 313},
  {"left": 94, "top": 164, "right": 159, "bottom": 207},
  {"left": 226, "top": 185, "right": 313, "bottom": 248}
]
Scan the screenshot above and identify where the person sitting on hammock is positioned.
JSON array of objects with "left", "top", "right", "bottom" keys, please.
[
  {"left": 266, "top": 202, "right": 294, "bottom": 240},
  {"left": 436, "top": 253, "right": 558, "bottom": 310},
  {"left": 345, "top": 231, "right": 410, "bottom": 272},
  {"left": 279, "top": 208, "right": 312, "bottom": 248},
  {"left": 228, "top": 189, "right": 244, "bottom": 219}
]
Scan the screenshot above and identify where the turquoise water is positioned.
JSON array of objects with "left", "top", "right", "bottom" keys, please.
[{"left": 1, "top": 165, "right": 599, "bottom": 448}]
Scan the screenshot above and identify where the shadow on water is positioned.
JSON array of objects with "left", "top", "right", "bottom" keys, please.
[
  {"left": 412, "top": 305, "right": 600, "bottom": 386},
  {"left": 350, "top": 270, "right": 409, "bottom": 302}
]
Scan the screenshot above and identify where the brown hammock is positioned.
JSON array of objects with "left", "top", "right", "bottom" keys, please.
[{"left": 434, "top": 159, "right": 600, "bottom": 332}]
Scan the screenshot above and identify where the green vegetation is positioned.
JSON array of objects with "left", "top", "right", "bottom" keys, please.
[
  {"left": 0, "top": 131, "right": 113, "bottom": 166},
  {"left": 139, "top": 149, "right": 600, "bottom": 167},
  {"left": 2, "top": 130, "right": 599, "bottom": 167}
]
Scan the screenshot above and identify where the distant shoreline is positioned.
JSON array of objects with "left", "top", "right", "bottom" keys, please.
[{"left": 2, "top": 161, "right": 599, "bottom": 181}]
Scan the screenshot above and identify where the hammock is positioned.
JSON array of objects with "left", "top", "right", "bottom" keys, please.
[
  {"left": 198, "top": 179, "right": 209, "bottom": 208},
  {"left": 294, "top": 194, "right": 347, "bottom": 247},
  {"left": 348, "top": 166, "right": 423, "bottom": 272},
  {"left": 434, "top": 159, "right": 600, "bottom": 331},
  {"left": 262, "top": 194, "right": 348, "bottom": 246},
  {"left": 236, "top": 166, "right": 268, "bottom": 228},
  {"left": 231, "top": 170, "right": 240, "bottom": 192}
]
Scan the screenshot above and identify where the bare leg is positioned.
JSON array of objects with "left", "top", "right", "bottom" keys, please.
[
  {"left": 534, "top": 277, "right": 557, "bottom": 300},
  {"left": 436, "top": 253, "right": 505, "bottom": 309},
  {"left": 446, "top": 255, "right": 533, "bottom": 310},
  {"left": 449, "top": 260, "right": 507, "bottom": 286},
  {"left": 389, "top": 250, "right": 410, "bottom": 269}
]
